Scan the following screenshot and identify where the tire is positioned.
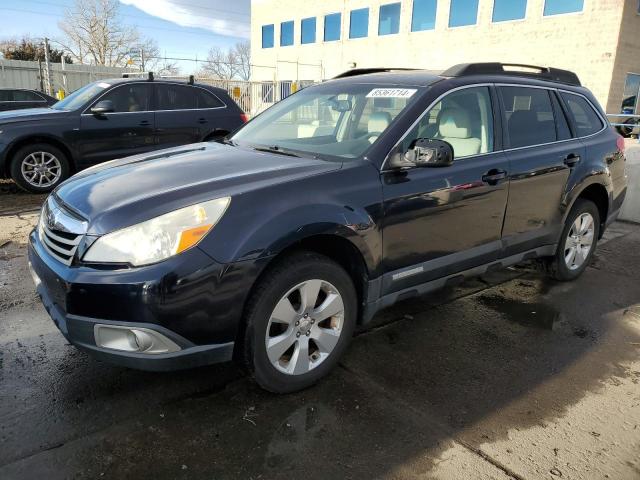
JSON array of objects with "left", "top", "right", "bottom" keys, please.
[
  {"left": 10, "top": 143, "right": 70, "bottom": 193},
  {"left": 540, "top": 199, "right": 600, "bottom": 281},
  {"left": 616, "top": 118, "right": 637, "bottom": 138},
  {"left": 240, "top": 251, "right": 357, "bottom": 393}
]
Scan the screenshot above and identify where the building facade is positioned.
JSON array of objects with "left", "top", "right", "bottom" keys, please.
[{"left": 250, "top": 0, "right": 640, "bottom": 114}]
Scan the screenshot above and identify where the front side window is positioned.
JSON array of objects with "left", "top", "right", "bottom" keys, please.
[
  {"left": 403, "top": 86, "right": 494, "bottom": 158},
  {"left": 324, "top": 13, "right": 341, "bottom": 41},
  {"left": 499, "top": 86, "right": 558, "bottom": 148},
  {"left": 350, "top": 8, "right": 369, "bottom": 39},
  {"left": 543, "top": 0, "right": 583, "bottom": 16},
  {"left": 379, "top": 3, "right": 401, "bottom": 35},
  {"left": 301, "top": 17, "right": 316, "bottom": 44},
  {"left": 280, "top": 21, "right": 294, "bottom": 46},
  {"left": 232, "top": 83, "right": 425, "bottom": 161},
  {"left": 449, "top": 0, "right": 479, "bottom": 27},
  {"left": 0, "top": 91, "right": 11, "bottom": 101},
  {"left": 262, "top": 24, "right": 274, "bottom": 48},
  {"left": 156, "top": 84, "right": 197, "bottom": 110},
  {"left": 411, "top": 0, "right": 437, "bottom": 31},
  {"left": 97, "top": 84, "right": 152, "bottom": 112},
  {"left": 560, "top": 93, "right": 604, "bottom": 137},
  {"left": 492, "top": 0, "right": 527, "bottom": 22}
]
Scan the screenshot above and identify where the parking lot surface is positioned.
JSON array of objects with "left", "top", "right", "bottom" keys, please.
[{"left": 0, "top": 184, "right": 639, "bottom": 479}]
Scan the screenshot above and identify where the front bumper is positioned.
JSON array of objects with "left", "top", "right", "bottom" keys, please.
[{"left": 28, "top": 230, "right": 261, "bottom": 371}]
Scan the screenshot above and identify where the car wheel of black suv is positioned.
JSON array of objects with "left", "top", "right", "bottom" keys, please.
[
  {"left": 241, "top": 251, "right": 357, "bottom": 393},
  {"left": 541, "top": 199, "right": 600, "bottom": 281},
  {"left": 10, "top": 143, "right": 70, "bottom": 193}
]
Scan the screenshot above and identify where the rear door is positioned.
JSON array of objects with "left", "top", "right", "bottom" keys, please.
[
  {"left": 498, "top": 85, "right": 584, "bottom": 256},
  {"left": 154, "top": 83, "right": 202, "bottom": 148},
  {"left": 78, "top": 83, "right": 155, "bottom": 166}
]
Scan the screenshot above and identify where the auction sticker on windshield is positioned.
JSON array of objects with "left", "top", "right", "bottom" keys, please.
[{"left": 366, "top": 88, "right": 417, "bottom": 98}]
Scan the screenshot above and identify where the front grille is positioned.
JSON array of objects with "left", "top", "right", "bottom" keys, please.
[
  {"left": 38, "top": 196, "right": 87, "bottom": 266},
  {"left": 40, "top": 223, "right": 82, "bottom": 265}
]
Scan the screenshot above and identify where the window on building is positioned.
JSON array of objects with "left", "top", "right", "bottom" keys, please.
[
  {"left": 492, "top": 0, "right": 527, "bottom": 22},
  {"left": 621, "top": 73, "right": 640, "bottom": 114},
  {"left": 449, "top": 0, "right": 479, "bottom": 27},
  {"left": 543, "top": 0, "right": 583, "bottom": 16},
  {"left": 411, "top": 0, "right": 437, "bottom": 31},
  {"left": 301, "top": 17, "right": 316, "bottom": 44},
  {"left": 280, "top": 21, "right": 294, "bottom": 46},
  {"left": 560, "top": 93, "right": 604, "bottom": 137},
  {"left": 350, "top": 8, "right": 369, "bottom": 39},
  {"left": 262, "top": 24, "right": 274, "bottom": 48},
  {"left": 324, "top": 13, "right": 341, "bottom": 41},
  {"left": 379, "top": 3, "right": 401, "bottom": 35},
  {"left": 499, "top": 86, "right": 559, "bottom": 148}
]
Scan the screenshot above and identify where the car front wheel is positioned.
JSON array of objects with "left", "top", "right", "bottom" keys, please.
[
  {"left": 10, "top": 143, "right": 70, "bottom": 193},
  {"left": 241, "top": 251, "right": 357, "bottom": 393}
]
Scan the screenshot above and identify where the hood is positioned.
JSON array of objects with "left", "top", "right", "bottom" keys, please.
[
  {"left": 55, "top": 142, "right": 341, "bottom": 234},
  {"left": 0, "top": 107, "right": 67, "bottom": 124}
]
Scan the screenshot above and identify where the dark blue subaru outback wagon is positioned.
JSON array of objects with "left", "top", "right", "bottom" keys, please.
[{"left": 29, "top": 63, "right": 627, "bottom": 393}]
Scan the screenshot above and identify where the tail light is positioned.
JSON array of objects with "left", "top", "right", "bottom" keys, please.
[
  {"left": 240, "top": 113, "right": 249, "bottom": 123},
  {"left": 616, "top": 134, "right": 625, "bottom": 153}
]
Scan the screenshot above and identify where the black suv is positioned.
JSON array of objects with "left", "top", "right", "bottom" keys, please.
[
  {"left": 28, "top": 63, "right": 627, "bottom": 393},
  {"left": 0, "top": 88, "right": 57, "bottom": 111},
  {"left": 0, "top": 75, "right": 246, "bottom": 193}
]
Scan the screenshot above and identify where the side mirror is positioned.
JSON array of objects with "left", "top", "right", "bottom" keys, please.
[
  {"left": 91, "top": 100, "right": 114, "bottom": 115},
  {"left": 389, "top": 138, "right": 454, "bottom": 169}
]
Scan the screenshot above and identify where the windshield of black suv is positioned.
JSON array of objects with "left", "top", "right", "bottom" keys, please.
[
  {"left": 51, "top": 81, "right": 112, "bottom": 111},
  {"left": 231, "top": 83, "right": 425, "bottom": 160}
]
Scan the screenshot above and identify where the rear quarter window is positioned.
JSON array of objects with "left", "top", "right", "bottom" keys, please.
[
  {"left": 560, "top": 93, "right": 604, "bottom": 137},
  {"left": 197, "top": 89, "right": 225, "bottom": 108}
]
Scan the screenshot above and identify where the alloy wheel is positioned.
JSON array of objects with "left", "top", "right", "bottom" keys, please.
[
  {"left": 265, "top": 279, "right": 345, "bottom": 375},
  {"left": 21, "top": 151, "right": 62, "bottom": 188},
  {"left": 564, "top": 212, "right": 595, "bottom": 270}
]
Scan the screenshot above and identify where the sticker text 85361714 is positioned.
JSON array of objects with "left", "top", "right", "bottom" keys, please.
[{"left": 366, "top": 88, "right": 417, "bottom": 99}]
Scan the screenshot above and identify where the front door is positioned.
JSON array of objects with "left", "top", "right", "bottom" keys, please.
[
  {"left": 381, "top": 85, "right": 510, "bottom": 295},
  {"left": 498, "top": 85, "right": 581, "bottom": 256},
  {"left": 78, "top": 83, "right": 155, "bottom": 166}
]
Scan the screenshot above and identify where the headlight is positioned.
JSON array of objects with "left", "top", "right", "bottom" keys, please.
[{"left": 83, "top": 197, "right": 230, "bottom": 266}]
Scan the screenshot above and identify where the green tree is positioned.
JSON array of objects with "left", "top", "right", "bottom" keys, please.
[{"left": 0, "top": 37, "right": 73, "bottom": 63}]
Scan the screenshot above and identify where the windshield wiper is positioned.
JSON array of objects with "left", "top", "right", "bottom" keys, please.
[{"left": 252, "top": 145, "right": 301, "bottom": 158}]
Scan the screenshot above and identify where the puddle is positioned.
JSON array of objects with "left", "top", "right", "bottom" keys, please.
[{"left": 477, "top": 293, "right": 564, "bottom": 330}]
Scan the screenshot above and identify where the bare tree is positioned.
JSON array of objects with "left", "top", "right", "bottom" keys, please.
[
  {"left": 57, "top": 0, "right": 139, "bottom": 66},
  {"left": 201, "top": 42, "right": 251, "bottom": 80},
  {"left": 234, "top": 41, "right": 251, "bottom": 81}
]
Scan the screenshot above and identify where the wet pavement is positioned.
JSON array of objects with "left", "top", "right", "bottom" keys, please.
[{"left": 0, "top": 187, "right": 639, "bottom": 479}]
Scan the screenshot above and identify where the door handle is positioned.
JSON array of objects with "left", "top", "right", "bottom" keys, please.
[
  {"left": 482, "top": 169, "right": 507, "bottom": 185},
  {"left": 139, "top": 120, "right": 151, "bottom": 126},
  {"left": 197, "top": 118, "right": 208, "bottom": 124},
  {"left": 563, "top": 153, "right": 581, "bottom": 167}
]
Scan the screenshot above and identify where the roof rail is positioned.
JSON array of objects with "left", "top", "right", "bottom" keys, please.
[
  {"left": 122, "top": 71, "right": 155, "bottom": 81},
  {"left": 442, "top": 63, "right": 581, "bottom": 86},
  {"left": 333, "top": 68, "right": 418, "bottom": 79}
]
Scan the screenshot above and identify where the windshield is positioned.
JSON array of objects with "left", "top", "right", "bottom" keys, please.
[
  {"left": 52, "top": 81, "right": 112, "bottom": 111},
  {"left": 232, "top": 83, "right": 424, "bottom": 160}
]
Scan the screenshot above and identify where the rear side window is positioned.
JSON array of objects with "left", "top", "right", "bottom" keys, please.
[
  {"left": 499, "top": 86, "right": 557, "bottom": 148},
  {"left": 156, "top": 84, "right": 197, "bottom": 110},
  {"left": 13, "top": 90, "right": 44, "bottom": 101},
  {"left": 560, "top": 93, "right": 603, "bottom": 137},
  {"left": 0, "top": 91, "right": 11, "bottom": 101},
  {"left": 197, "top": 89, "right": 225, "bottom": 108}
]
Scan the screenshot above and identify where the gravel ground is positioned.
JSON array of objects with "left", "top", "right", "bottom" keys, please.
[{"left": 0, "top": 186, "right": 638, "bottom": 479}]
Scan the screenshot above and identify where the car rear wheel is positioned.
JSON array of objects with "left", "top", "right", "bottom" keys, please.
[
  {"left": 10, "top": 143, "right": 70, "bottom": 193},
  {"left": 241, "top": 251, "right": 357, "bottom": 393},
  {"left": 540, "top": 199, "right": 600, "bottom": 281}
]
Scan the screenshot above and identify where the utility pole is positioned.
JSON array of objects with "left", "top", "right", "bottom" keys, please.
[
  {"left": 139, "top": 47, "right": 145, "bottom": 72},
  {"left": 43, "top": 37, "right": 53, "bottom": 96}
]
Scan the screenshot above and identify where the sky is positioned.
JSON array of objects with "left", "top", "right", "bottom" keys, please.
[{"left": 0, "top": 0, "right": 251, "bottom": 73}]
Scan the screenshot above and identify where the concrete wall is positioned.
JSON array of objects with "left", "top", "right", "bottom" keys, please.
[
  {"left": 251, "top": 0, "right": 634, "bottom": 112},
  {"left": 607, "top": 0, "right": 640, "bottom": 114}
]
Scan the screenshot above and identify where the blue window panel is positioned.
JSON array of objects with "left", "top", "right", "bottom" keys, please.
[
  {"left": 543, "top": 0, "right": 583, "bottom": 16},
  {"left": 280, "top": 21, "right": 294, "bottom": 46},
  {"left": 492, "top": 0, "right": 527, "bottom": 22},
  {"left": 301, "top": 17, "right": 316, "bottom": 44},
  {"left": 324, "top": 13, "right": 341, "bottom": 41},
  {"left": 379, "top": 3, "right": 401, "bottom": 35},
  {"left": 350, "top": 8, "right": 369, "bottom": 38},
  {"left": 262, "top": 24, "right": 274, "bottom": 48},
  {"left": 411, "top": 0, "right": 437, "bottom": 31},
  {"left": 449, "top": 0, "right": 479, "bottom": 27}
]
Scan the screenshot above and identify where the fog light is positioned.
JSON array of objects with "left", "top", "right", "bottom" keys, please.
[{"left": 94, "top": 324, "right": 181, "bottom": 354}]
